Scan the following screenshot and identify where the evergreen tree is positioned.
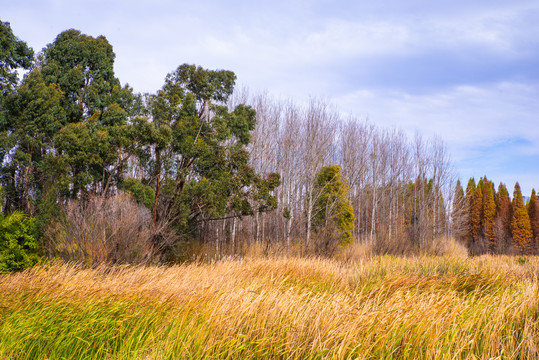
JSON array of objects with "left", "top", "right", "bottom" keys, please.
[
  {"left": 0, "top": 69, "right": 65, "bottom": 213},
  {"left": 527, "top": 189, "right": 539, "bottom": 252},
  {"left": 511, "top": 182, "right": 533, "bottom": 254},
  {"left": 0, "top": 19, "right": 34, "bottom": 96},
  {"left": 482, "top": 179, "right": 496, "bottom": 253},
  {"left": 495, "top": 183, "right": 512, "bottom": 253},
  {"left": 1, "top": 29, "right": 142, "bottom": 209},
  {"left": 312, "top": 165, "right": 355, "bottom": 250},
  {"left": 451, "top": 180, "right": 466, "bottom": 242},
  {"left": 470, "top": 180, "right": 483, "bottom": 253},
  {"left": 136, "top": 63, "right": 280, "bottom": 255},
  {"left": 464, "top": 178, "right": 476, "bottom": 249},
  {"left": 39, "top": 29, "right": 143, "bottom": 200}
]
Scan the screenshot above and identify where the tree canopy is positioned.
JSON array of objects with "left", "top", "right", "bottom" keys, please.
[
  {"left": 0, "top": 26, "right": 280, "bottom": 263},
  {"left": 312, "top": 165, "right": 354, "bottom": 249},
  {"left": 0, "top": 19, "right": 33, "bottom": 96}
]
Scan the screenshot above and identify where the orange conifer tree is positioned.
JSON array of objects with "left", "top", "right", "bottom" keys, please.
[
  {"left": 495, "top": 183, "right": 512, "bottom": 253},
  {"left": 482, "top": 179, "right": 496, "bottom": 253},
  {"left": 527, "top": 189, "right": 539, "bottom": 253},
  {"left": 471, "top": 182, "right": 483, "bottom": 252},
  {"left": 511, "top": 182, "right": 533, "bottom": 254}
]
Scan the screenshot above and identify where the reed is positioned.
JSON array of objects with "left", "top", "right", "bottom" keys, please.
[{"left": 1, "top": 255, "right": 538, "bottom": 359}]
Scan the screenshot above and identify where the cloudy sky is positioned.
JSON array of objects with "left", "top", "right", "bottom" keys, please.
[{"left": 4, "top": 0, "right": 539, "bottom": 195}]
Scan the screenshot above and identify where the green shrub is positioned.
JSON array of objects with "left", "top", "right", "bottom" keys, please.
[
  {"left": 121, "top": 178, "right": 155, "bottom": 209},
  {"left": 0, "top": 211, "right": 39, "bottom": 272}
]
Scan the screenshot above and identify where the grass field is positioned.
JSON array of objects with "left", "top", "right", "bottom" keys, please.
[{"left": 1, "top": 255, "right": 538, "bottom": 359}]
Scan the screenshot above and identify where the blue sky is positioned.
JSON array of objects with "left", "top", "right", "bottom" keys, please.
[{"left": 3, "top": 0, "right": 539, "bottom": 195}]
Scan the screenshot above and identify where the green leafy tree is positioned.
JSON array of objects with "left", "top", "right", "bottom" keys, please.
[
  {"left": 41, "top": 29, "right": 118, "bottom": 124},
  {"left": 511, "top": 182, "right": 533, "bottom": 254},
  {"left": 38, "top": 29, "right": 143, "bottom": 199},
  {"left": 452, "top": 180, "right": 466, "bottom": 242},
  {"left": 312, "top": 165, "right": 355, "bottom": 249},
  {"left": 0, "top": 19, "right": 34, "bottom": 96},
  {"left": 0, "top": 211, "right": 39, "bottom": 272},
  {"left": 121, "top": 177, "right": 155, "bottom": 209},
  {"left": 0, "top": 69, "right": 65, "bottom": 213},
  {"left": 136, "top": 64, "right": 279, "bottom": 254}
]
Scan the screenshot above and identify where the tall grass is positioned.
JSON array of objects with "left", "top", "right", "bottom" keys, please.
[{"left": 1, "top": 255, "right": 538, "bottom": 359}]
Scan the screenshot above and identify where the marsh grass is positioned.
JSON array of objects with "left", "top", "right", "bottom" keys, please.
[{"left": 1, "top": 256, "right": 538, "bottom": 359}]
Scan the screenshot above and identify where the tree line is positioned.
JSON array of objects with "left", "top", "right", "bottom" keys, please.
[
  {"left": 452, "top": 178, "right": 539, "bottom": 255},
  {"left": 0, "top": 22, "right": 280, "bottom": 268},
  {"left": 1, "top": 20, "right": 532, "bottom": 270},
  {"left": 214, "top": 91, "right": 455, "bottom": 256}
]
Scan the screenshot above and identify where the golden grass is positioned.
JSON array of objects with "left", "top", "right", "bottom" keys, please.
[{"left": 1, "top": 255, "right": 538, "bottom": 359}]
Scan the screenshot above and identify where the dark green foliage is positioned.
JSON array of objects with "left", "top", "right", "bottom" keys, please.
[
  {"left": 121, "top": 178, "right": 155, "bottom": 209},
  {"left": 0, "top": 211, "right": 39, "bottom": 272},
  {"left": 39, "top": 30, "right": 141, "bottom": 199},
  {"left": 0, "top": 69, "right": 65, "bottom": 213},
  {"left": 140, "top": 64, "right": 280, "bottom": 244},
  {"left": 41, "top": 29, "right": 118, "bottom": 123},
  {"left": 0, "top": 24, "right": 280, "bottom": 263},
  {"left": 0, "top": 19, "right": 34, "bottom": 95}
]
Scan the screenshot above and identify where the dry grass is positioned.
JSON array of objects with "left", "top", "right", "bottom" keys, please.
[{"left": 1, "top": 255, "right": 538, "bottom": 359}]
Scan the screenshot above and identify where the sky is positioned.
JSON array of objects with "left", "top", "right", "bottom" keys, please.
[{"left": 3, "top": 0, "right": 539, "bottom": 195}]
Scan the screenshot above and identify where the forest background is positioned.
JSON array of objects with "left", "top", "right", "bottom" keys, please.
[{"left": 1, "top": 20, "right": 538, "bottom": 272}]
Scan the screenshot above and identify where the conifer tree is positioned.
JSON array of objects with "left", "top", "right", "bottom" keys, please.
[
  {"left": 482, "top": 179, "right": 496, "bottom": 253},
  {"left": 511, "top": 182, "right": 533, "bottom": 254},
  {"left": 464, "top": 178, "right": 476, "bottom": 249},
  {"left": 470, "top": 181, "right": 483, "bottom": 252},
  {"left": 495, "top": 183, "right": 512, "bottom": 253},
  {"left": 527, "top": 189, "right": 539, "bottom": 253},
  {"left": 451, "top": 180, "right": 466, "bottom": 242},
  {"left": 312, "top": 165, "right": 355, "bottom": 250}
]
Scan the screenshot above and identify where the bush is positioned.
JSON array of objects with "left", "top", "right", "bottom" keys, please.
[
  {"left": 45, "top": 194, "right": 177, "bottom": 266},
  {"left": 0, "top": 212, "right": 39, "bottom": 272}
]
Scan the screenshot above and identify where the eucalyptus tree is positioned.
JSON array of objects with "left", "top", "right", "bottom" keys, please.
[
  {"left": 0, "top": 69, "right": 65, "bottom": 213},
  {"left": 134, "top": 64, "right": 279, "bottom": 254},
  {"left": 1, "top": 29, "right": 142, "bottom": 211},
  {"left": 39, "top": 29, "right": 143, "bottom": 199},
  {"left": 0, "top": 19, "right": 33, "bottom": 96}
]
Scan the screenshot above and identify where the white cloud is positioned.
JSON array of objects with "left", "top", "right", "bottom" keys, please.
[
  {"left": 333, "top": 81, "right": 539, "bottom": 167},
  {"left": 4, "top": 0, "right": 539, "bottom": 192}
]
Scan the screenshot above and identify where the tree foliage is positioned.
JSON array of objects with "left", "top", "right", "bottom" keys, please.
[
  {"left": 528, "top": 189, "right": 539, "bottom": 248},
  {"left": 495, "top": 183, "right": 512, "bottom": 251},
  {"left": 312, "top": 165, "right": 355, "bottom": 248},
  {"left": 3, "top": 20, "right": 537, "bottom": 263},
  {"left": 0, "top": 25, "right": 280, "bottom": 265},
  {"left": 482, "top": 179, "right": 496, "bottom": 252},
  {"left": 134, "top": 64, "right": 280, "bottom": 250},
  {"left": 0, "top": 19, "right": 34, "bottom": 95},
  {"left": 0, "top": 211, "right": 39, "bottom": 272},
  {"left": 452, "top": 180, "right": 466, "bottom": 242},
  {"left": 511, "top": 182, "right": 533, "bottom": 254}
]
